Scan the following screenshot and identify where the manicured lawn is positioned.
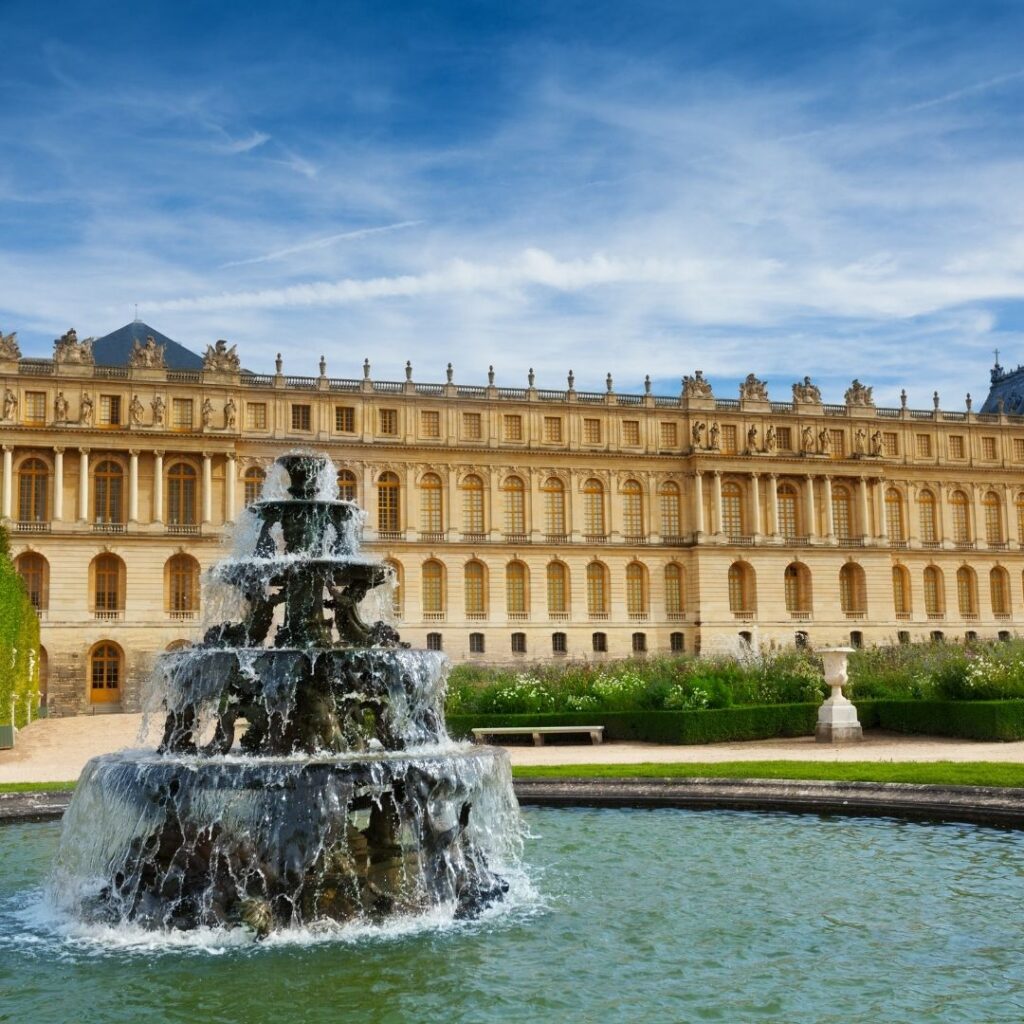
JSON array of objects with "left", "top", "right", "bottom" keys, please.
[
  {"left": 512, "top": 761, "right": 1024, "bottom": 788},
  {"left": 0, "top": 780, "right": 77, "bottom": 793}
]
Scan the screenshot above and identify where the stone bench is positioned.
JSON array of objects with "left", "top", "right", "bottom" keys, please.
[{"left": 471, "top": 725, "right": 604, "bottom": 747}]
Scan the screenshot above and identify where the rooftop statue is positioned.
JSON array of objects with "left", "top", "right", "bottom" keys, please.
[
  {"left": 53, "top": 328, "right": 95, "bottom": 365},
  {"left": 0, "top": 330, "right": 20, "bottom": 360},
  {"left": 792, "top": 376, "right": 822, "bottom": 404},
  {"left": 682, "top": 369, "right": 714, "bottom": 400},
  {"left": 129, "top": 336, "right": 166, "bottom": 369},
  {"left": 203, "top": 338, "right": 241, "bottom": 372},
  {"left": 845, "top": 379, "right": 875, "bottom": 407},
  {"left": 739, "top": 373, "right": 768, "bottom": 402}
]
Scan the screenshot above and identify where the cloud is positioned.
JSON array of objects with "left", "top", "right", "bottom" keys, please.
[{"left": 217, "top": 131, "right": 271, "bottom": 154}]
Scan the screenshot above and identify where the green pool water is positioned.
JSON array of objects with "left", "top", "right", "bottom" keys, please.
[{"left": 3, "top": 808, "right": 1023, "bottom": 1024}]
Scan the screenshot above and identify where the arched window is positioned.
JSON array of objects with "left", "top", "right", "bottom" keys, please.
[
  {"left": 547, "top": 561, "right": 568, "bottom": 616},
  {"left": 924, "top": 565, "right": 944, "bottom": 616},
  {"left": 17, "top": 458, "right": 48, "bottom": 523},
  {"left": 92, "top": 554, "right": 124, "bottom": 615},
  {"left": 784, "top": 562, "right": 811, "bottom": 614},
  {"left": 383, "top": 559, "right": 403, "bottom": 619},
  {"left": 839, "top": 563, "right": 866, "bottom": 614},
  {"left": 659, "top": 481, "right": 682, "bottom": 538},
  {"left": 622, "top": 480, "right": 644, "bottom": 538},
  {"left": 1017, "top": 494, "right": 1024, "bottom": 546},
  {"left": 885, "top": 488, "right": 905, "bottom": 541},
  {"left": 421, "top": 559, "right": 445, "bottom": 616},
  {"left": 777, "top": 483, "right": 800, "bottom": 539},
  {"left": 464, "top": 560, "right": 486, "bottom": 618},
  {"left": 728, "top": 562, "right": 754, "bottom": 613},
  {"left": 167, "top": 554, "right": 200, "bottom": 617},
  {"left": 377, "top": 472, "right": 400, "bottom": 532},
  {"left": 336, "top": 469, "right": 357, "bottom": 502},
  {"left": 506, "top": 561, "right": 528, "bottom": 617},
  {"left": 542, "top": 477, "right": 566, "bottom": 537},
  {"left": 721, "top": 481, "right": 744, "bottom": 537},
  {"left": 503, "top": 475, "right": 526, "bottom": 536},
  {"left": 983, "top": 491, "right": 1003, "bottom": 545},
  {"left": 956, "top": 566, "right": 978, "bottom": 617},
  {"left": 94, "top": 460, "right": 124, "bottom": 525},
  {"left": 664, "top": 563, "right": 685, "bottom": 618},
  {"left": 626, "top": 562, "right": 648, "bottom": 617},
  {"left": 583, "top": 478, "right": 605, "bottom": 537},
  {"left": 892, "top": 565, "right": 911, "bottom": 616},
  {"left": 167, "top": 462, "right": 197, "bottom": 526},
  {"left": 419, "top": 472, "right": 443, "bottom": 534},
  {"left": 244, "top": 466, "right": 266, "bottom": 505},
  {"left": 918, "top": 490, "right": 937, "bottom": 543},
  {"left": 831, "top": 485, "right": 852, "bottom": 541},
  {"left": 587, "top": 562, "right": 609, "bottom": 617},
  {"left": 991, "top": 567, "right": 1011, "bottom": 616},
  {"left": 89, "top": 641, "right": 123, "bottom": 704},
  {"left": 15, "top": 552, "right": 48, "bottom": 611},
  {"left": 462, "top": 474, "right": 485, "bottom": 535},
  {"left": 950, "top": 490, "right": 970, "bottom": 543}
]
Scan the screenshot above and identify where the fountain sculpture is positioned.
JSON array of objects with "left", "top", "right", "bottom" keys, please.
[{"left": 53, "top": 454, "right": 519, "bottom": 936}]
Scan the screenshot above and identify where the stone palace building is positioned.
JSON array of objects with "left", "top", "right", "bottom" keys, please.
[{"left": 3, "top": 320, "right": 1024, "bottom": 715}]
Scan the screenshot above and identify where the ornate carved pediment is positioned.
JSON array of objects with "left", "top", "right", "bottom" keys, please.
[
  {"left": 739, "top": 373, "right": 768, "bottom": 402},
  {"left": 202, "top": 339, "right": 241, "bottom": 372},
  {"left": 792, "top": 376, "right": 822, "bottom": 404},
  {"left": 682, "top": 370, "right": 714, "bottom": 400},
  {"left": 129, "top": 336, "right": 166, "bottom": 369},
  {"left": 0, "top": 330, "right": 20, "bottom": 360},
  {"left": 845, "top": 379, "right": 874, "bottom": 407},
  {"left": 54, "top": 328, "right": 95, "bottom": 365}
]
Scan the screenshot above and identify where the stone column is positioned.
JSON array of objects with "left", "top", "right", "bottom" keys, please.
[
  {"left": 153, "top": 451, "right": 164, "bottom": 524},
  {"left": 568, "top": 471, "right": 583, "bottom": 541},
  {"left": 225, "top": 454, "right": 236, "bottom": 523},
  {"left": 937, "top": 483, "right": 951, "bottom": 547},
  {"left": 907, "top": 482, "right": 919, "bottom": 546},
  {"left": 750, "top": 472, "right": 762, "bottom": 539},
  {"left": 447, "top": 470, "right": 459, "bottom": 538},
  {"left": 876, "top": 479, "right": 888, "bottom": 542},
  {"left": 803, "top": 474, "right": 815, "bottom": 540},
  {"left": 692, "top": 471, "right": 705, "bottom": 537},
  {"left": 202, "top": 453, "right": 213, "bottom": 524},
  {"left": 78, "top": 448, "right": 90, "bottom": 521},
  {"left": 767, "top": 473, "right": 779, "bottom": 539},
  {"left": 128, "top": 450, "right": 139, "bottom": 523},
  {"left": 1005, "top": 483, "right": 1018, "bottom": 546},
  {"left": 1, "top": 446, "right": 12, "bottom": 520},
  {"left": 823, "top": 475, "right": 835, "bottom": 541},
  {"left": 53, "top": 447, "right": 64, "bottom": 521},
  {"left": 972, "top": 483, "right": 986, "bottom": 548},
  {"left": 711, "top": 471, "right": 723, "bottom": 536},
  {"left": 858, "top": 477, "right": 870, "bottom": 541}
]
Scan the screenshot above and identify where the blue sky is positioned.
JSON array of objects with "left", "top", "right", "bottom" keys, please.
[{"left": 2, "top": 0, "right": 1024, "bottom": 406}]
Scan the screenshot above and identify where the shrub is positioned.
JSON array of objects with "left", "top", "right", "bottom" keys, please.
[{"left": 0, "top": 524, "right": 41, "bottom": 731}]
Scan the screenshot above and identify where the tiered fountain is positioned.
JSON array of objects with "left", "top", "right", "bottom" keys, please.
[{"left": 53, "top": 453, "right": 519, "bottom": 937}]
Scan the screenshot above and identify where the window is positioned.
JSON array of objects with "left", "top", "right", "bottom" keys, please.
[
  {"left": 291, "top": 404, "right": 312, "bottom": 431},
  {"left": 23, "top": 392, "right": 45, "bottom": 424},
  {"left": 422, "top": 560, "right": 445, "bottom": 615},
  {"left": 892, "top": 565, "right": 911, "bottom": 616},
  {"left": 99, "top": 394, "right": 121, "bottom": 426},
  {"left": 244, "top": 467, "right": 266, "bottom": 506},
  {"left": 503, "top": 414, "right": 523, "bottom": 441},
  {"left": 776, "top": 427, "right": 792, "bottom": 450},
  {"left": 982, "top": 436, "right": 997, "bottom": 460},
  {"left": 469, "top": 632, "right": 485, "bottom": 654},
  {"left": 849, "top": 631, "right": 863, "bottom": 649},
  {"left": 592, "top": 632, "right": 608, "bottom": 653},
  {"left": 626, "top": 563, "right": 648, "bottom": 616},
  {"left": 547, "top": 562, "right": 568, "bottom": 615},
  {"left": 89, "top": 642, "right": 122, "bottom": 701},
  {"left": 506, "top": 561, "right": 528, "bottom": 616},
  {"left": 336, "top": 470, "right": 357, "bottom": 502},
  {"left": 950, "top": 490, "right": 970, "bottom": 543},
  {"left": 991, "top": 567, "right": 1011, "bottom": 616},
  {"left": 93, "top": 554, "right": 123, "bottom": 612},
  {"left": 1015, "top": 438, "right": 1024, "bottom": 461},
  {"left": 622, "top": 480, "right": 644, "bottom": 537},
  {"left": 784, "top": 563, "right": 811, "bottom": 613},
  {"left": 983, "top": 491, "right": 1003, "bottom": 544},
  {"left": 543, "top": 477, "right": 566, "bottom": 536},
  {"left": 931, "top": 631, "right": 945, "bottom": 644},
  {"left": 660, "top": 422, "right": 678, "bottom": 448},
  {"left": 631, "top": 632, "right": 647, "bottom": 654},
  {"left": 721, "top": 481, "right": 743, "bottom": 537},
  {"left": 623, "top": 420, "right": 640, "bottom": 446},
  {"left": 587, "top": 562, "right": 609, "bottom": 616},
  {"left": 246, "top": 403, "right": 267, "bottom": 430},
  {"left": 883, "top": 432, "right": 899, "bottom": 457},
  {"left": 543, "top": 416, "right": 563, "bottom": 443},
  {"left": 839, "top": 563, "right": 866, "bottom": 614},
  {"left": 93, "top": 460, "right": 124, "bottom": 524},
  {"left": 898, "top": 631, "right": 911, "bottom": 645},
  {"left": 918, "top": 490, "right": 937, "bottom": 543},
  {"left": 827, "top": 429, "right": 844, "bottom": 457},
  {"left": 421, "top": 411, "right": 440, "bottom": 438},
  {"left": 665, "top": 564, "right": 685, "bottom": 618},
  {"left": 659, "top": 482, "right": 682, "bottom": 537},
  {"left": 1018, "top": 495, "right": 1024, "bottom": 544},
  {"left": 167, "top": 555, "right": 199, "bottom": 615},
  {"left": 15, "top": 553, "right": 48, "bottom": 610},
  {"left": 17, "top": 458, "right": 48, "bottom": 522},
  {"left": 503, "top": 476, "right": 526, "bottom": 535},
  {"left": 583, "top": 479, "right": 605, "bottom": 536},
  {"left": 426, "top": 632, "right": 443, "bottom": 651},
  {"left": 511, "top": 632, "right": 527, "bottom": 654},
  {"left": 795, "top": 631, "right": 808, "bottom": 649},
  {"left": 721, "top": 425, "right": 737, "bottom": 454},
  {"left": 335, "top": 406, "right": 355, "bottom": 432},
  {"left": 552, "top": 632, "right": 567, "bottom": 655},
  {"left": 379, "top": 409, "right": 398, "bottom": 435},
  {"left": 463, "top": 412, "right": 482, "bottom": 439},
  {"left": 885, "top": 488, "right": 905, "bottom": 541},
  {"left": 831, "top": 485, "right": 852, "bottom": 540},
  {"left": 915, "top": 434, "right": 932, "bottom": 458},
  {"left": 582, "top": 418, "right": 601, "bottom": 444},
  {"left": 949, "top": 436, "right": 965, "bottom": 459},
  {"left": 377, "top": 472, "right": 400, "bottom": 532},
  {"left": 172, "top": 398, "right": 193, "bottom": 430},
  {"left": 462, "top": 474, "right": 485, "bottom": 534},
  {"left": 924, "top": 566, "right": 944, "bottom": 616},
  {"left": 957, "top": 566, "right": 978, "bottom": 617},
  {"left": 777, "top": 483, "right": 799, "bottom": 539},
  {"left": 670, "top": 632, "right": 685, "bottom": 653},
  {"left": 419, "top": 473, "right": 443, "bottom": 534},
  {"left": 464, "top": 561, "right": 486, "bottom": 617},
  {"left": 728, "top": 562, "right": 754, "bottom": 613},
  {"left": 167, "top": 462, "right": 197, "bottom": 525}
]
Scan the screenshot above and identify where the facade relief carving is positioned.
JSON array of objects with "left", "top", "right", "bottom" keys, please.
[
  {"left": 202, "top": 339, "right": 241, "bottom": 373},
  {"left": 129, "top": 336, "right": 166, "bottom": 369},
  {"left": 151, "top": 395, "right": 166, "bottom": 426},
  {"left": 54, "top": 391, "right": 69, "bottom": 421},
  {"left": 0, "top": 330, "right": 21, "bottom": 360},
  {"left": 129, "top": 395, "right": 145, "bottom": 426},
  {"left": 708, "top": 421, "right": 721, "bottom": 450},
  {"left": 845, "top": 379, "right": 875, "bottom": 407},
  {"left": 792, "top": 376, "right": 822, "bottom": 404},
  {"left": 53, "top": 328, "right": 95, "bottom": 365},
  {"left": 224, "top": 397, "right": 237, "bottom": 430},
  {"left": 201, "top": 397, "right": 214, "bottom": 429},
  {"left": 739, "top": 373, "right": 768, "bottom": 402},
  {"left": 80, "top": 392, "right": 94, "bottom": 426},
  {"left": 801, "top": 424, "right": 815, "bottom": 453},
  {"left": 870, "top": 429, "right": 884, "bottom": 457},
  {"left": 691, "top": 421, "right": 706, "bottom": 449},
  {"left": 764, "top": 424, "right": 777, "bottom": 453},
  {"left": 682, "top": 370, "right": 714, "bottom": 400},
  {"left": 2, "top": 388, "right": 16, "bottom": 421}
]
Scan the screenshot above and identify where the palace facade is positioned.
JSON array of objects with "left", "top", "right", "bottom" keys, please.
[{"left": 2, "top": 322, "right": 1024, "bottom": 716}]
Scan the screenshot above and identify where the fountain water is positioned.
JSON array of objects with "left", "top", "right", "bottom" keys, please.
[{"left": 52, "top": 453, "right": 520, "bottom": 937}]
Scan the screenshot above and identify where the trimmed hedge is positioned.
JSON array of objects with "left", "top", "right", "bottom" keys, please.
[
  {"left": 447, "top": 703, "right": 820, "bottom": 746},
  {"left": 0, "top": 525, "right": 40, "bottom": 731},
  {"left": 853, "top": 700, "right": 1024, "bottom": 742}
]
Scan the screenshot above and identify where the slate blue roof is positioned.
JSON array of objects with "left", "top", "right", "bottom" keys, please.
[
  {"left": 91, "top": 321, "right": 204, "bottom": 371},
  {"left": 981, "top": 361, "right": 1024, "bottom": 415}
]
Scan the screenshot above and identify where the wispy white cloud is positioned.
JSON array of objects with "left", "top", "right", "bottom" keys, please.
[{"left": 216, "top": 130, "right": 271, "bottom": 154}]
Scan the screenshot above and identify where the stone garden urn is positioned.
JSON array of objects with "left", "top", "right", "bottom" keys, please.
[{"left": 815, "top": 646, "right": 863, "bottom": 743}]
